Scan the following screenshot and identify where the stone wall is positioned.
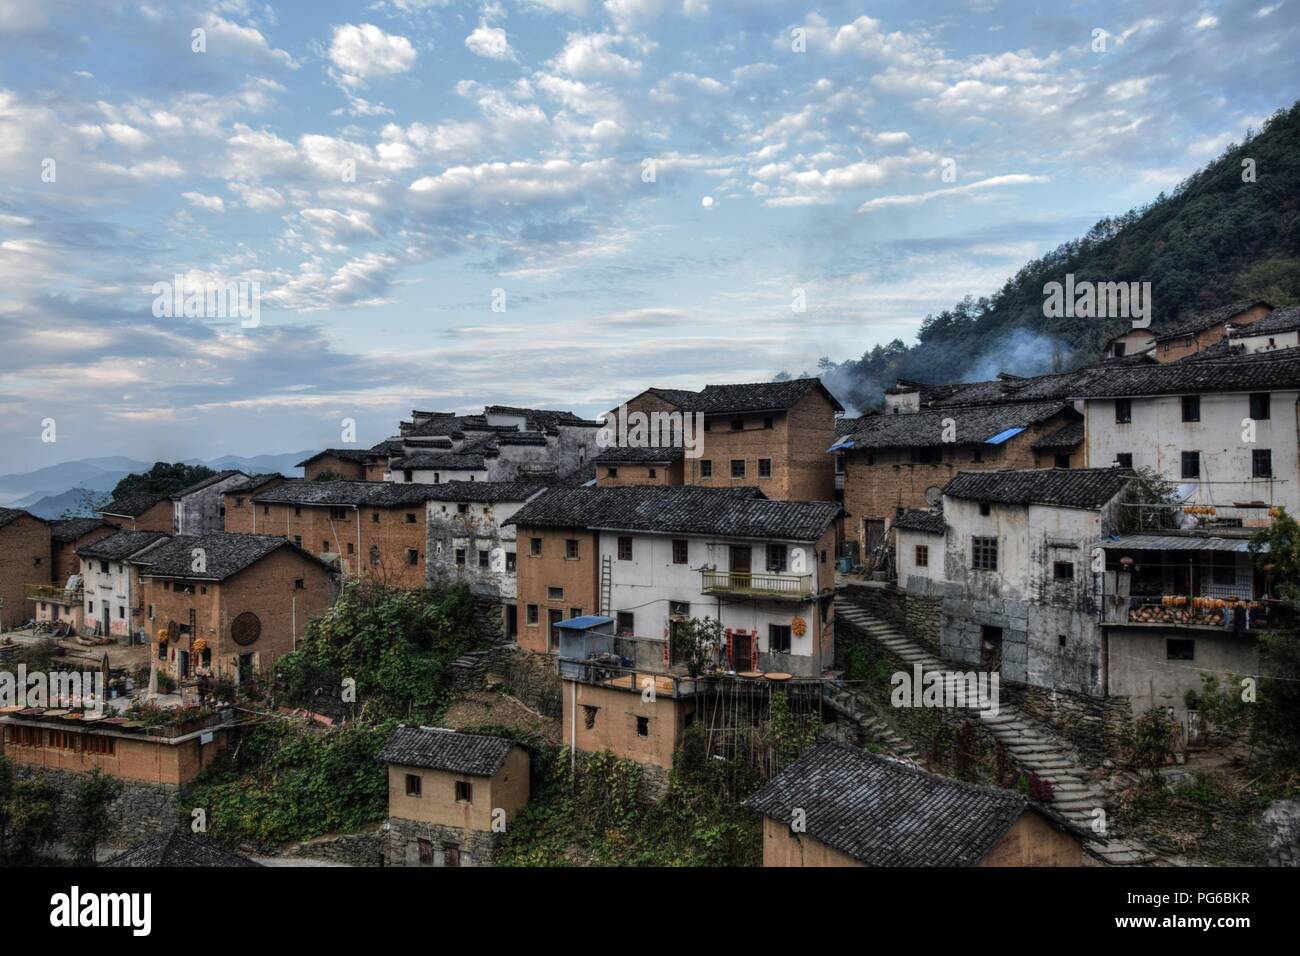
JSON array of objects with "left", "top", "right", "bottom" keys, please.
[
  {"left": 489, "top": 646, "right": 562, "bottom": 718},
  {"left": 999, "top": 680, "right": 1131, "bottom": 768},
  {"left": 838, "top": 581, "right": 941, "bottom": 653},
  {"left": 15, "top": 765, "right": 178, "bottom": 848},
  {"left": 276, "top": 825, "right": 384, "bottom": 866},
  {"left": 384, "top": 816, "right": 502, "bottom": 866}
]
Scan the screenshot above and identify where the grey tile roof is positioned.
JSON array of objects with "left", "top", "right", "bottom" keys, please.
[
  {"left": 132, "top": 532, "right": 330, "bottom": 581},
  {"left": 104, "top": 831, "right": 261, "bottom": 867},
  {"left": 747, "top": 741, "right": 1037, "bottom": 866},
  {"left": 170, "top": 470, "right": 245, "bottom": 499},
  {"left": 380, "top": 726, "right": 515, "bottom": 776},
  {"left": 76, "top": 530, "right": 171, "bottom": 561},
  {"left": 504, "top": 485, "right": 840, "bottom": 542},
  {"left": 422, "top": 481, "right": 546, "bottom": 503},
  {"left": 100, "top": 491, "right": 169, "bottom": 517},
  {"left": 839, "top": 402, "right": 1075, "bottom": 450},
  {"left": 221, "top": 473, "right": 284, "bottom": 495},
  {"left": 1237, "top": 306, "right": 1300, "bottom": 337},
  {"left": 389, "top": 453, "right": 488, "bottom": 470},
  {"left": 592, "top": 444, "right": 685, "bottom": 464},
  {"left": 253, "top": 480, "right": 442, "bottom": 508},
  {"left": 49, "top": 517, "right": 110, "bottom": 542},
  {"left": 1031, "top": 419, "right": 1085, "bottom": 451},
  {"left": 1070, "top": 348, "right": 1300, "bottom": 397},
  {"left": 893, "top": 510, "right": 945, "bottom": 535},
  {"left": 687, "top": 378, "right": 845, "bottom": 414},
  {"left": 296, "top": 448, "right": 385, "bottom": 467},
  {"left": 943, "top": 468, "right": 1130, "bottom": 510},
  {"left": 0, "top": 507, "right": 41, "bottom": 530},
  {"left": 1154, "top": 299, "right": 1273, "bottom": 341}
]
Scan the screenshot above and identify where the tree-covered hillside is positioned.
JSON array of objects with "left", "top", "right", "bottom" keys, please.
[{"left": 821, "top": 100, "right": 1300, "bottom": 412}]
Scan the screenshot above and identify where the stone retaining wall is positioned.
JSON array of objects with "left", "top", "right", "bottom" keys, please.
[
  {"left": 276, "top": 825, "right": 384, "bottom": 866},
  {"left": 384, "top": 817, "right": 502, "bottom": 867},
  {"left": 14, "top": 765, "right": 178, "bottom": 848}
]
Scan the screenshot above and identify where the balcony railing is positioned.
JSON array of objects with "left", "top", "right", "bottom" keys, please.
[
  {"left": 700, "top": 569, "right": 813, "bottom": 600},
  {"left": 1105, "top": 595, "right": 1271, "bottom": 631},
  {"left": 25, "top": 584, "right": 83, "bottom": 605},
  {"left": 558, "top": 658, "right": 701, "bottom": 698}
]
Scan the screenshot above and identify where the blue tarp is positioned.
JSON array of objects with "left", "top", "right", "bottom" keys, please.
[
  {"left": 827, "top": 440, "right": 855, "bottom": 452},
  {"left": 984, "top": 427, "right": 1026, "bottom": 445},
  {"left": 556, "top": 615, "right": 614, "bottom": 631}
]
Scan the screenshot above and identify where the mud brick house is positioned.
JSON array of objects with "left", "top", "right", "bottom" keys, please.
[
  {"left": 1151, "top": 300, "right": 1273, "bottom": 363},
  {"left": 593, "top": 445, "right": 685, "bottom": 486},
  {"left": 1103, "top": 328, "right": 1156, "bottom": 360},
  {"left": 1074, "top": 349, "right": 1300, "bottom": 524},
  {"left": 381, "top": 726, "right": 529, "bottom": 867},
  {"left": 0, "top": 508, "right": 51, "bottom": 630},
  {"left": 1229, "top": 306, "right": 1300, "bottom": 355},
  {"left": 100, "top": 491, "right": 173, "bottom": 533},
  {"left": 424, "top": 482, "right": 547, "bottom": 638},
  {"left": 248, "top": 480, "right": 439, "bottom": 588},
  {"left": 135, "top": 532, "right": 337, "bottom": 683},
  {"left": 25, "top": 517, "right": 116, "bottom": 632},
  {"left": 0, "top": 710, "right": 234, "bottom": 787},
  {"left": 608, "top": 379, "right": 843, "bottom": 501},
  {"left": 506, "top": 485, "right": 841, "bottom": 676},
  {"left": 48, "top": 517, "right": 116, "bottom": 583},
  {"left": 171, "top": 470, "right": 249, "bottom": 534},
  {"left": 834, "top": 401, "right": 1083, "bottom": 555},
  {"left": 221, "top": 474, "right": 290, "bottom": 532},
  {"left": 77, "top": 530, "right": 172, "bottom": 642},
  {"left": 298, "top": 445, "right": 394, "bottom": 481},
  {"left": 747, "top": 741, "right": 1086, "bottom": 866}
]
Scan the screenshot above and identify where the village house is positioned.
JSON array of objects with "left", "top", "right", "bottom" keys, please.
[
  {"left": 1102, "top": 328, "right": 1156, "bottom": 360},
  {"left": 220, "top": 473, "right": 290, "bottom": 533},
  {"left": 747, "top": 740, "right": 1086, "bottom": 866},
  {"left": 246, "top": 480, "right": 440, "bottom": 588},
  {"left": 171, "top": 470, "right": 249, "bottom": 534},
  {"left": 99, "top": 491, "right": 173, "bottom": 533},
  {"left": 1150, "top": 300, "right": 1273, "bottom": 363},
  {"left": 607, "top": 379, "right": 843, "bottom": 502},
  {"left": 381, "top": 726, "right": 529, "bottom": 867},
  {"left": 1075, "top": 349, "right": 1300, "bottom": 524},
  {"left": 1226, "top": 305, "right": 1300, "bottom": 355},
  {"left": 0, "top": 508, "right": 51, "bottom": 631},
  {"left": 424, "top": 482, "right": 547, "bottom": 639},
  {"left": 297, "top": 445, "right": 394, "bottom": 481},
  {"left": 77, "top": 530, "right": 172, "bottom": 643},
  {"left": 833, "top": 401, "right": 1084, "bottom": 558},
  {"left": 23, "top": 517, "right": 114, "bottom": 632},
  {"left": 506, "top": 485, "right": 841, "bottom": 677},
  {"left": 136, "top": 532, "right": 337, "bottom": 684},
  {"left": 592, "top": 445, "right": 684, "bottom": 486},
  {"left": 0, "top": 709, "right": 234, "bottom": 787},
  {"left": 897, "top": 468, "right": 1132, "bottom": 697},
  {"left": 49, "top": 517, "right": 116, "bottom": 583}
]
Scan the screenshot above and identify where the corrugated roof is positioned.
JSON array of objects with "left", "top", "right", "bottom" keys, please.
[{"left": 1099, "top": 532, "right": 1263, "bottom": 553}]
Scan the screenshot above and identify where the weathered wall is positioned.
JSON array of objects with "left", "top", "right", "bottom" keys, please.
[
  {"left": 1107, "top": 626, "right": 1260, "bottom": 722},
  {"left": 977, "top": 810, "right": 1084, "bottom": 867},
  {"left": 0, "top": 513, "right": 51, "bottom": 630},
  {"left": 760, "top": 816, "right": 863, "bottom": 867},
  {"left": 14, "top": 765, "right": 179, "bottom": 848},
  {"left": 560, "top": 680, "right": 694, "bottom": 770},
  {"left": 514, "top": 526, "right": 600, "bottom": 653},
  {"left": 384, "top": 816, "right": 502, "bottom": 866}
]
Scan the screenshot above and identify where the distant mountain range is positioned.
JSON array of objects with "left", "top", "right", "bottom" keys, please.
[{"left": 0, "top": 451, "right": 317, "bottom": 519}]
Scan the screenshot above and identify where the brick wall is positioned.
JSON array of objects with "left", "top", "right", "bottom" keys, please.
[
  {"left": 595, "top": 459, "right": 684, "bottom": 486},
  {"left": 2, "top": 721, "right": 229, "bottom": 786},
  {"left": 250, "top": 502, "right": 426, "bottom": 589},
  {"left": 53, "top": 526, "right": 115, "bottom": 583},
  {"left": 303, "top": 455, "right": 367, "bottom": 480},
  {"left": 0, "top": 514, "right": 52, "bottom": 630},
  {"left": 514, "top": 526, "right": 599, "bottom": 653},
  {"left": 1154, "top": 303, "right": 1272, "bottom": 363}
]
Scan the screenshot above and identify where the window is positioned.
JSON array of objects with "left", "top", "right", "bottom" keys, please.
[
  {"left": 978, "top": 501, "right": 991, "bottom": 516},
  {"left": 616, "top": 611, "right": 634, "bottom": 636},
  {"left": 730, "top": 459, "right": 746, "bottom": 478},
  {"left": 911, "top": 447, "right": 939, "bottom": 464},
  {"left": 1166, "top": 639, "right": 1195, "bottom": 661},
  {"left": 1250, "top": 392, "right": 1271, "bottom": 420},
  {"left": 617, "top": 536, "right": 633, "bottom": 561},
  {"left": 442, "top": 843, "right": 461, "bottom": 867},
  {"left": 972, "top": 447, "right": 983, "bottom": 463},
  {"left": 372, "top": 512, "right": 380, "bottom": 523},
  {"left": 100, "top": 560, "right": 109, "bottom": 573},
  {"left": 972, "top": 536, "right": 998, "bottom": 571},
  {"left": 583, "top": 705, "right": 598, "bottom": 729},
  {"left": 330, "top": 507, "right": 348, "bottom": 520},
  {"left": 403, "top": 469, "right": 413, "bottom": 482},
  {"left": 505, "top": 552, "right": 516, "bottom": 573},
  {"left": 1053, "top": 561, "right": 1074, "bottom": 580},
  {"left": 768, "top": 624, "right": 792, "bottom": 654},
  {"left": 767, "top": 545, "right": 787, "bottom": 572},
  {"left": 699, "top": 460, "right": 713, "bottom": 478},
  {"left": 669, "top": 600, "right": 689, "bottom": 617},
  {"left": 606, "top": 467, "right": 618, "bottom": 478},
  {"left": 1181, "top": 451, "right": 1200, "bottom": 479},
  {"left": 347, "top": 542, "right": 355, "bottom": 555},
  {"left": 263, "top": 505, "right": 270, "bottom": 515},
  {"left": 83, "top": 735, "right": 114, "bottom": 756},
  {"left": 407, "top": 549, "right": 419, "bottom": 566},
  {"left": 763, "top": 416, "right": 774, "bottom": 429},
  {"left": 1253, "top": 449, "right": 1273, "bottom": 478},
  {"left": 118, "top": 605, "right": 125, "bottom": 619},
  {"left": 915, "top": 545, "right": 929, "bottom": 568},
  {"left": 758, "top": 458, "right": 772, "bottom": 478},
  {"left": 322, "top": 540, "right": 330, "bottom": 552},
  {"left": 569, "top": 607, "right": 583, "bottom": 619},
  {"left": 1059, "top": 634, "right": 1068, "bottom": 647},
  {"left": 548, "top": 586, "right": 564, "bottom": 601},
  {"left": 369, "top": 545, "right": 380, "bottom": 566},
  {"left": 648, "top": 468, "right": 657, "bottom": 479},
  {"left": 1115, "top": 453, "right": 1133, "bottom": 469},
  {"left": 235, "top": 497, "right": 245, "bottom": 508},
  {"left": 1112, "top": 342, "right": 1126, "bottom": 357},
  {"left": 405, "top": 774, "right": 422, "bottom": 797},
  {"left": 672, "top": 539, "right": 688, "bottom": 564},
  {"left": 1115, "top": 398, "right": 1132, "bottom": 424},
  {"left": 635, "top": 716, "right": 649, "bottom": 737},
  {"left": 1211, "top": 551, "right": 1235, "bottom": 587},
  {"left": 530, "top": 538, "right": 542, "bottom": 556},
  {"left": 405, "top": 513, "right": 417, "bottom": 524},
  {"left": 455, "top": 781, "right": 473, "bottom": 802},
  {"left": 730, "top": 419, "right": 744, "bottom": 431},
  {"left": 478, "top": 550, "right": 490, "bottom": 569},
  {"left": 1054, "top": 454, "right": 1070, "bottom": 469},
  {"left": 293, "top": 535, "right": 302, "bottom": 547},
  {"left": 526, "top": 604, "right": 539, "bottom": 625},
  {"left": 1181, "top": 395, "right": 1200, "bottom": 422}
]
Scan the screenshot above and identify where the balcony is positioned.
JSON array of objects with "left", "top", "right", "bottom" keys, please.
[
  {"left": 1104, "top": 594, "right": 1272, "bottom": 631},
  {"left": 25, "top": 584, "right": 83, "bottom": 606},
  {"left": 701, "top": 569, "right": 813, "bottom": 601}
]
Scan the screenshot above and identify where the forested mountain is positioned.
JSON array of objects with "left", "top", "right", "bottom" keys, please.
[{"left": 820, "top": 100, "right": 1300, "bottom": 412}]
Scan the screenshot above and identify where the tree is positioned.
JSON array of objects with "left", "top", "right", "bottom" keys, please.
[
  {"left": 671, "top": 616, "right": 723, "bottom": 678},
  {"left": 70, "top": 768, "right": 124, "bottom": 864},
  {"left": 111, "top": 462, "right": 216, "bottom": 499},
  {"left": 1118, "top": 467, "right": 1182, "bottom": 534},
  {"left": 312, "top": 469, "right": 346, "bottom": 482},
  {"left": 1244, "top": 510, "right": 1300, "bottom": 767},
  {"left": 0, "top": 759, "right": 60, "bottom": 864}
]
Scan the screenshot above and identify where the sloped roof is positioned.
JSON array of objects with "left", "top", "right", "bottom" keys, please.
[
  {"left": 1031, "top": 419, "right": 1085, "bottom": 451},
  {"left": 893, "top": 510, "right": 945, "bottom": 535},
  {"left": 170, "top": 470, "right": 245, "bottom": 500},
  {"left": 296, "top": 448, "right": 384, "bottom": 467},
  {"left": 1154, "top": 299, "right": 1273, "bottom": 342},
  {"left": 504, "top": 485, "right": 840, "bottom": 542},
  {"left": 0, "top": 507, "right": 42, "bottom": 530},
  {"left": 944, "top": 468, "right": 1130, "bottom": 510},
  {"left": 690, "top": 378, "right": 845, "bottom": 414},
  {"left": 389, "top": 453, "right": 488, "bottom": 471},
  {"left": 423, "top": 481, "right": 546, "bottom": 503},
  {"left": 747, "top": 741, "right": 1040, "bottom": 866},
  {"left": 592, "top": 444, "right": 685, "bottom": 464},
  {"left": 100, "top": 491, "right": 169, "bottom": 517},
  {"left": 76, "top": 530, "right": 171, "bottom": 561},
  {"left": 49, "top": 517, "right": 110, "bottom": 542},
  {"left": 221, "top": 473, "right": 285, "bottom": 495},
  {"left": 380, "top": 726, "right": 516, "bottom": 777},
  {"left": 252, "top": 480, "right": 442, "bottom": 508},
  {"left": 1070, "top": 349, "right": 1300, "bottom": 397},
  {"left": 132, "top": 532, "right": 331, "bottom": 581},
  {"left": 1236, "top": 306, "right": 1300, "bottom": 337},
  {"left": 104, "top": 831, "right": 261, "bottom": 868},
  {"left": 838, "top": 402, "right": 1076, "bottom": 450}
]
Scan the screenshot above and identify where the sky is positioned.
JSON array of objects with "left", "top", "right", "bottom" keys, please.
[{"left": 1, "top": 0, "right": 1297, "bottom": 473}]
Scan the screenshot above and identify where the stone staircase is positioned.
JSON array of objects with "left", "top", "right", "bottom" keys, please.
[{"left": 835, "top": 599, "right": 1159, "bottom": 866}]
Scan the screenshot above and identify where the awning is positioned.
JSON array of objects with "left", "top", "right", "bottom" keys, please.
[
  {"left": 827, "top": 440, "right": 855, "bottom": 452},
  {"left": 984, "top": 427, "right": 1025, "bottom": 445},
  {"left": 1098, "top": 533, "right": 1265, "bottom": 554}
]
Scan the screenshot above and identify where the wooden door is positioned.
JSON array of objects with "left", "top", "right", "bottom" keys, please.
[
  {"left": 548, "top": 609, "right": 563, "bottom": 652},
  {"left": 730, "top": 545, "right": 752, "bottom": 589}
]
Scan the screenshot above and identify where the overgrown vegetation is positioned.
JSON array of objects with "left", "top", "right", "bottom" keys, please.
[
  {"left": 1117, "top": 467, "right": 1182, "bottom": 534},
  {"left": 111, "top": 461, "right": 217, "bottom": 500},
  {"left": 0, "top": 757, "right": 60, "bottom": 865},
  {"left": 69, "top": 769, "right": 123, "bottom": 864}
]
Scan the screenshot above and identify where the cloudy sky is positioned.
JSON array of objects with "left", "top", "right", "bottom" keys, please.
[{"left": 1, "top": 0, "right": 1296, "bottom": 472}]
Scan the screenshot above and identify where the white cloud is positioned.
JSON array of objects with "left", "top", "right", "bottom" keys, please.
[
  {"left": 202, "top": 14, "right": 298, "bottom": 68},
  {"left": 182, "top": 191, "right": 225, "bottom": 211},
  {"left": 552, "top": 32, "right": 641, "bottom": 78},
  {"left": 857, "top": 173, "right": 1048, "bottom": 213},
  {"left": 329, "top": 24, "right": 417, "bottom": 82},
  {"left": 466, "top": 24, "right": 515, "bottom": 61}
]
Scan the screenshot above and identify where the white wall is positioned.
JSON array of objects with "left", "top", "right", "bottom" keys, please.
[
  {"left": 896, "top": 528, "right": 944, "bottom": 590},
  {"left": 425, "top": 497, "right": 526, "bottom": 599},
  {"left": 1234, "top": 330, "right": 1299, "bottom": 354},
  {"left": 80, "top": 557, "right": 137, "bottom": 638}
]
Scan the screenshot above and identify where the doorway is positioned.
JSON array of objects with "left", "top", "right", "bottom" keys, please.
[
  {"left": 731, "top": 631, "right": 755, "bottom": 671},
  {"left": 980, "top": 625, "right": 1003, "bottom": 671},
  {"left": 548, "top": 609, "right": 563, "bottom": 652},
  {"left": 730, "top": 545, "right": 752, "bottom": 588},
  {"left": 865, "top": 519, "right": 886, "bottom": 556}
]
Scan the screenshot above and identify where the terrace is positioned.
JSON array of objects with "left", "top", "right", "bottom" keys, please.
[{"left": 700, "top": 569, "right": 814, "bottom": 601}]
